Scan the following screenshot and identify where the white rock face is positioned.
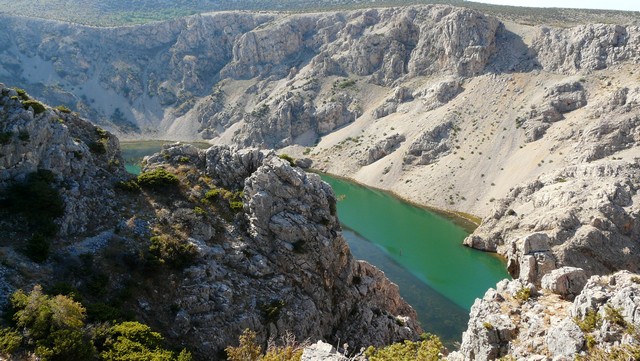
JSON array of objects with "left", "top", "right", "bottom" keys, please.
[
  {"left": 450, "top": 271, "right": 640, "bottom": 360},
  {"left": 465, "top": 160, "right": 640, "bottom": 284}
]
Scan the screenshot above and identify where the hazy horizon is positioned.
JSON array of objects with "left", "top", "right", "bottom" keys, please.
[{"left": 471, "top": 0, "right": 640, "bottom": 12}]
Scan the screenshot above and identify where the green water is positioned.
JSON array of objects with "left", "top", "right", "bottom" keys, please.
[
  {"left": 121, "top": 141, "right": 509, "bottom": 345},
  {"left": 321, "top": 175, "right": 509, "bottom": 342}
]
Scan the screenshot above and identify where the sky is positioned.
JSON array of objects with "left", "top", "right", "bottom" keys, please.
[{"left": 470, "top": 0, "right": 640, "bottom": 12}]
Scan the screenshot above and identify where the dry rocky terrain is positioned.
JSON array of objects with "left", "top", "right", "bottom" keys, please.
[{"left": 1, "top": 2, "right": 640, "bottom": 360}]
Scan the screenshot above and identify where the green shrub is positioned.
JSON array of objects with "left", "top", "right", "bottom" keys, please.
[
  {"left": 605, "top": 305, "right": 627, "bottom": 328},
  {"left": 229, "top": 201, "right": 244, "bottom": 212},
  {"left": 575, "top": 309, "right": 602, "bottom": 333},
  {"left": 149, "top": 235, "right": 197, "bottom": 268},
  {"left": 95, "top": 127, "right": 108, "bottom": 139},
  {"left": 100, "top": 321, "right": 190, "bottom": 361},
  {"left": 54, "top": 105, "right": 71, "bottom": 113},
  {"left": 5, "top": 287, "right": 190, "bottom": 361},
  {"left": 278, "top": 153, "right": 295, "bottom": 166},
  {"left": 0, "top": 327, "right": 22, "bottom": 356},
  {"left": 13, "top": 88, "right": 29, "bottom": 101},
  {"left": 137, "top": 168, "right": 179, "bottom": 189},
  {"left": 2, "top": 170, "right": 63, "bottom": 261},
  {"left": 336, "top": 78, "right": 356, "bottom": 89},
  {"left": 193, "top": 206, "right": 206, "bottom": 216},
  {"left": 514, "top": 287, "right": 531, "bottom": 303},
  {"left": 365, "top": 333, "right": 444, "bottom": 361},
  {"left": 204, "top": 188, "right": 222, "bottom": 201},
  {"left": 226, "top": 329, "right": 303, "bottom": 361},
  {"left": 5, "top": 169, "right": 64, "bottom": 223},
  {"left": 226, "top": 329, "right": 262, "bottom": 361},
  {"left": 260, "top": 300, "right": 285, "bottom": 323},
  {"left": 23, "top": 100, "right": 46, "bottom": 115},
  {"left": 46, "top": 283, "right": 81, "bottom": 302},
  {"left": 0, "top": 131, "right": 12, "bottom": 145},
  {"left": 86, "top": 303, "right": 125, "bottom": 323},
  {"left": 25, "top": 233, "right": 50, "bottom": 263},
  {"left": 116, "top": 179, "right": 141, "bottom": 193},
  {"left": 18, "top": 130, "right": 29, "bottom": 142},
  {"left": 88, "top": 140, "right": 107, "bottom": 155}
]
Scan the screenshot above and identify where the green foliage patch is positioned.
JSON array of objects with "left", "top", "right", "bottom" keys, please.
[
  {"left": 148, "top": 235, "right": 197, "bottom": 269},
  {"left": 0, "top": 131, "right": 12, "bottom": 145},
  {"left": 365, "top": 333, "right": 444, "bottom": 361},
  {"left": 137, "top": 168, "right": 179, "bottom": 189},
  {"left": 278, "top": 153, "right": 296, "bottom": 166},
  {"left": 54, "top": 105, "right": 72, "bottom": 113},
  {"left": 2, "top": 286, "right": 191, "bottom": 360},
  {"left": 1, "top": 170, "right": 64, "bottom": 262},
  {"left": 575, "top": 309, "right": 602, "bottom": 333},
  {"left": 22, "top": 100, "right": 46, "bottom": 115},
  {"left": 226, "top": 329, "right": 303, "bottom": 361}
]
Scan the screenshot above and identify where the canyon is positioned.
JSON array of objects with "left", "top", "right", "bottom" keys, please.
[{"left": 1, "top": 2, "right": 640, "bottom": 359}]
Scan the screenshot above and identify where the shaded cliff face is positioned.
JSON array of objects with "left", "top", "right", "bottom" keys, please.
[{"left": 0, "top": 85, "right": 420, "bottom": 360}]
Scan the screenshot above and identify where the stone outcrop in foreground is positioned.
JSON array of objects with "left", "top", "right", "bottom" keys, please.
[{"left": 449, "top": 270, "right": 640, "bottom": 360}]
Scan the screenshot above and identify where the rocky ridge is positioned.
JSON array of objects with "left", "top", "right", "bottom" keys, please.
[
  {"left": 0, "top": 86, "right": 420, "bottom": 360},
  {"left": 449, "top": 271, "right": 640, "bottom": 360}
]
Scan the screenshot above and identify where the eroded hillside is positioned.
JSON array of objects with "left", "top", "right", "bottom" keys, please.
[{"left": 0, "top": 84, "right": 419, "bottom": 360}]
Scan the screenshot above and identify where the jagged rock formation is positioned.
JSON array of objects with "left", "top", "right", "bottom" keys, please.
[
  {"left": 464, "top": 160, "right": 640, "bottom": 284},
  {"left": 2, "top": 3, "right": 640, "bottom": 360},
  {"left": 0, "top": 83, "right": 127, "bottom": 237},
  {"left": 137, "top": 144, "right": 420, "bottom": 357},
  {"left": 0, "top": 87, "right": 420, "bottom": 360},
  {"left": 449, "top": 270, "right": 640, "bottom": 360},
  {"left": 0, "top": 4, "right": 500, "bottom": 144}
]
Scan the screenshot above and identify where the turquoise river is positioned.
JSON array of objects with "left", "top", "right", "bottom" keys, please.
[{"left": 121, "top": 141, "right": 510, "bottom": 345}]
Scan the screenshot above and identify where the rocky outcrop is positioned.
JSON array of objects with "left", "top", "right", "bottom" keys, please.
[
  {"left": 531, "top": 24, "right": 640, "bottom": 73},
  {"left": 403, "top": 122, "right": 454, "bottom": 165},
  {"left": 135, "top": 146, "right": 421, "bottom": 358},
  {"left": 362, "top": 134, "right": 405, "bottom": 165},
  {"left": 413, "top": 79, "right": 463, "bottom": 111},
  {"left": 0, "top": 4, "right": 500, "bottom": 144},
  {"left": 520, "top": 80, "right": 588, "bottom": 142},
  {"left": 450, "top": 271, "right": 640, "bottom": 360},
  {"left": 0, "top": 90, "right": 420, "bottom": 360},
  {"left": 464, "top": 160, "right": 640, "bottom": 285},
  {"left": 373, "top": 87, "right": 413, "bottom": 119},
  {"left": 0, "top": 84, "right": 126, "bottom": 237}
]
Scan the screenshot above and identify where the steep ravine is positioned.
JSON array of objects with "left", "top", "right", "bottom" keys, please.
[
  {"left": 1, "top": 3, "right": 640, "bottom": 359},
  {"left": 0, "top": 84, "right": 420, "bottom": 359}
]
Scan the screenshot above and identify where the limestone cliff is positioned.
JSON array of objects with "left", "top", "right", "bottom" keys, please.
[
  {"left": 0, "top": 85, "right": 420, "bottom": 360},
  {"left": 449, "top": 270, "right": 640, "bottom": 360}
]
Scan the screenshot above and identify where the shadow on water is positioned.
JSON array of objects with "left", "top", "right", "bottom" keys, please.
[
  {"left": 343, "top": 228, "right": 468, "bottom": 347},
  {"left": 322, "top": 174, "right": 510, "bottom": 348}
]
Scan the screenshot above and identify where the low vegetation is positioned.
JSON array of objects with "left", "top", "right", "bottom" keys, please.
[
  {"left": 148, "top": 234, "right": 197, "bottom": 268},
  {"left": 0, "top": 169, "right": 64, "bottom": 262},
  {"left": 0, "top": 286, "right": 191, "bottom": 361},
  {"left": 364, "top": 333, "right": 445, "bottom": 361},
  {"left": 22, "top": 100, "right": 47, "bottom": 115},
  {"left": 203, "top": 186, "right": 244, "bottom": 212},
  {"left": 278, "top": 153, "right": 296, "bottom": 166},
  {"left": 225, "top": 329, "right": 304, "bottom": 361},
  {"left": 137, "top": 168, "right": 180, "bottom": 189}
]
